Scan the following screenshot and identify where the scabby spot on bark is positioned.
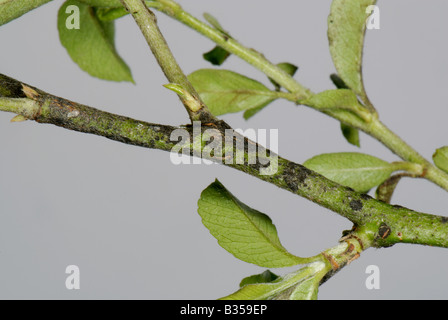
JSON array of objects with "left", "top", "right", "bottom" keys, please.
[
  {"left": 377, "top": 222, "right": 392, "bottom": 240},
  {"left": 282, "top": 162, "right": 312, "bottom": 192},
  {"left": 349, "top": 199, "right": 363, "bottom": 211}
]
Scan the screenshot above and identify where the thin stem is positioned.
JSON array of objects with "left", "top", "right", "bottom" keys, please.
[
  {"left": 145, "top": 0, "right": 312, "bottom": 99},
  {"left": 120, "top": 0, "right": 215, "bottom": 122},
  {"left": 366, "top": 119, "right": 448, "bottom": 191}
]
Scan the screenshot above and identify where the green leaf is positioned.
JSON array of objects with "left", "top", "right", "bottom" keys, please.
[
  {"left": 375, "top": 174, "right": 404, "bottom": 204},
  {"left": 328, "top": 0, "right": 376, "bottom": 104},
  {"left": 197, "top": 180, "right": 307, "bottom": 268},
  {"left": 0, "top": 0, "right": 53, "bottom": 26},
  {"left": 76, "top": 0, "right": 122, "bottom": 7},
  {"left": 330, "top": 74, "right": 361, "bottom": 147},
  {"left": 188, "top": 69, "right": 277, "bottom": 116},
  {"left": 239, "top": 270, "right": 279, "bottom": 288},
  {"left": 303, "top": 152, "right": 394, "bottom": 193},
  {"left": 269, "top": 62, "right": 298, "bottom": 91},
  {"left": 221, "top": 262, "right": 327, "bottom": 300},
  {"left": 330, "top": 73, "right": 348, "bottom": 89},
  {"left": 57, "top": 0, "right": 134, "bottom": 82},
  {"left": 96, "top": 7, "right": 128, "bottom": 21},
  {"left": 243, "top": 105, "right": 266, "bottom": 120},
  {"left": 433, "top": 146, "right": 448, "bottom": 173},
  {"left": 303, "top": 89, "right": 362, "bottom": 112},
  {"left": 203, "top": 12, "right": 230, "bottom": 37},
  {"left": 203, "top": 46, "right": 231, "bottom": 66},
  {"left": 202, "top": 13, "right": 232, "bottom": 66},
  {"left": 341, "top": 123, "right": 360, "bottom": 147}
]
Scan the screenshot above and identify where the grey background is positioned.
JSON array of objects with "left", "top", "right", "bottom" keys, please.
[{"left": 0, "top": 0, "right": 448, "bottom": 299}]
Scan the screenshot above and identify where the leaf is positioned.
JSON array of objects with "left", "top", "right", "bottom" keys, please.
[
  {"left": 433, "top": 147, "right": 448, "bottom": 173},
  {"left": 239, "top": 270, "right": 279, "bottom": 288},
  {"left": 328, "top": 0, "right": 376, "bottom": 104},
  {"left": 203, "top": 12, "right": 230, "bottom": 37},
  {"left": 203, "top": 46, "right": 231, "bottom": 66},
  {"left": 57, "top": 0, "right": 134, "bottom": 82},
  {"left": 303, "top": 89, "right": 361, "bottom": 112},
  {"left": 221, "top": 262, "right": 327, "bottom": 300},
  {"left": 96, "top": 7, "right": 128, "bottom": 21},
  {"left": 202, "top": 13, "right": 232, "bottom": 66},
  {"left": 76, "top": 0, "right": 122, "bottom": 7},
  {"left": 243, "top": 105, "right": 266, "bottom": 120},
  {"left": 188, "top": 69, "right": 277, "bottom": 116},
  {"left": 197, "top": 180, "right": 306, "bottom": 268},
  {"left": 330, "top": 74, "right": 361, "bottom": 147},
  {"left": 0, "top": 0, "right": 52, "bottom": 26},
  {"left": 303, "top": 152, "right": 395, "bottom": 193},
  {"left": 375, "top": 174, "right": 405, "bottom": 204},
  {"left": 269, "top": 62, "right": 298, "bottom": 91},
  {"left": 330, "top": 73, "right": 349, "bottom": 89},
  {"left": 341, "top": 123, "right": 360, "bottom": 147}
]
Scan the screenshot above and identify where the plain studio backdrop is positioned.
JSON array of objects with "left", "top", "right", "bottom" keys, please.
[{"left": 1, "top": 0, "right": 448, "bottom": 300}]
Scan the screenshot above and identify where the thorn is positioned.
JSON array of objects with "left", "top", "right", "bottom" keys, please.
[
  {"left": 163, "top": 83, "right": 202, "bottom": 113},
  {"left": 10, "top": 115, "right": 27, "bottom": 123},
  {"left": 21, "top": 84, "right": 39, "bottom": 100}
]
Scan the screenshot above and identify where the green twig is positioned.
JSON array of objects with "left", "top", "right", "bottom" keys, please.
[{"left": 120, "top": 0, "right": 215, "bottom": 122}]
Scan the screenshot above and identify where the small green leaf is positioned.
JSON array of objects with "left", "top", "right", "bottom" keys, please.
[
  {"left": 203, "top": 12, "right": 230, "bottom": 37},
  {"left": 76, "top": 0, "right": 122, "bottom": 7},
  {"left": 239, "top": 270, "right": 279, "bottom": 288},
  {"left": 328, "top": 0, "right": 376, "bottom": 104},
  {"left": 203, "top": 46, "right": 231, "bottom": 66},
  {"left": 303, "top": 152, "right": 394, "bottom": 193},
  {"left": 433, "top": 146, "right": 448, "bottom": 173},
  {"left": 222, "top": 262, "right": 327, "bottom": 300},
  {"left": 375, "top": 174, "right": 404, "bottom": 204},
  {"left": 288, "top": 275, "right": 320, "bottom": 300},
  {"left": 57, "top": 0, "right": 134, "bottom": 82},
  {"left": 330, "top": 74, "right": 361, "bottom": 147},
  {"left": 96, "top": 7, "right": 128, "bottom": 21},
  {"left": 330, "top": 73, "right": 349, "bottom": 89},
  {"left": 303, "top": 89, "right": 361, "bottom": 112},
  {"left": 0, "top": 0, "right": 52, "bottom": 26},
  {"left": 197, "top": 180, "right": 307, "bottom": 268},
  {"left": 188, "top": 69, "right": 277, "bottom": 116},
  {"left": 269, "top": 62, "right": 298, "bottom": 91},
  {"left": 243, "top": 105, "right": 266, "bottom": 120},
  {"left": 341, "top": 123, "right": 360, "bottom": 147}
]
